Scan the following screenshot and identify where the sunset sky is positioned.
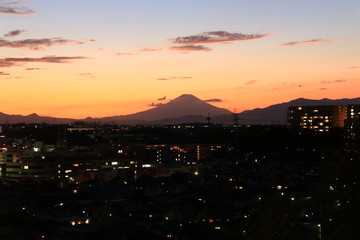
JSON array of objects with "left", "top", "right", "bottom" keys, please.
[{"left": 1, "top": 0, "right": 359, "bottom": 118}]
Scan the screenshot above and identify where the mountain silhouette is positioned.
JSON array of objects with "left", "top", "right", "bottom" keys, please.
[
  {"left": 236, "top": 97, "right": 360, "bottom": 124},
  {"left": 87, "top": 94, "right": 232, "bottom": 123},
  {"left": 0, "top": 112, "right": 74, "bottom": 124},
  {"left": 1, "top": 96, "right": 360, "bottom": 124}
]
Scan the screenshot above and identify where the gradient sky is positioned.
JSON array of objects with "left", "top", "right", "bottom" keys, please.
[{"left": 1, "top": 0, "right": 359, "bottom": 118}]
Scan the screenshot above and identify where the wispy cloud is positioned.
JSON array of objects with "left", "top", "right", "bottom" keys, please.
[
  {"left": 158, "top": 96, "right": 166, "bottom": 101},
  {"left": 25, "top": 67, "right": 41, "bottom": 70},
  {"left": 245, "top": 80, "right": 258, "bottom": 85},
  {"left": 4, "top": 76, "right": 26, "bottom": 79},
  {"left": 0, "top": 60, "right": 16, "bottom": 67},
  {"left": 322, "top": 79, "right": 347, "bottom": 84},
  {"left": 169, "top": 45, "right": 211, "bottom": 52},
  {"left": 281, "top": 39, "right": 331, "bottom": 46},
  {"left": 0, "top": 71, "right": 10, "bottom": 75},
  {"left": 204, "top": 98, "right": 223, "bottom": 103},
  {"left": 147, "top": 102, "right": 163, "bottom": 107},
  {"left": 172, "top": 31, "right": 269, "bottom": 45},
  {"left": 1, "top": 56, "right": 87, "bottom": 66},
  {"left": 79, "top": 73, "right": 95, "bottom": 78},
  {"left": 0, "top": 37, "right": 85, "bottom": 50},
  {"left": 0, "top": 1, "right": 35, "bottom": 15},
  {"left": 115, "top": 52, "right": 134, "bottom": 56},
  {"left": 157, "top": 76, "right": 193, "bottom": 81},
  {"left": 3, "top": 29, "right": 26, "bottom": 38},
  {"left": 349, "top": 66, "right": 360, "bottom": 69},
  {"left": 171, "top": 76, "right": 192, "bottom": 80},
  {"left": 319, "top": 88, "right": 327, "bottom": 91},
  {"left": 139, "top": 48, "right": 162, "bottom": 52}
]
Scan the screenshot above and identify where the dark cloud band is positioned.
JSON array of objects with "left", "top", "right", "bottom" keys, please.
[
  {"left": 0, "top": 37, "right": 84, "bottom": 50},
  {"left": 172, "top": 31, "right": 269, "bottom": 45}
]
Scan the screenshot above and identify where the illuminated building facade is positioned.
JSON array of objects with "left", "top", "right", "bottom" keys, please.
[
  {"left": 287, "top": 105, "right": 360, "bottom": 136},
  {"left": 287, "top": 105, "right": 347, "bottom": 132},
  {"left": 345, "top": 105, "right": 360, "bottom": 139}
]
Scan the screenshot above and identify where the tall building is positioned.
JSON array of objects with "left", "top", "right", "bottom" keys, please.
[
  {"left": 287, "top": 105, "right": 360, "bottom": 136},
  {"left": 345, "top": 105, "right": 360, "bottom": 139}
]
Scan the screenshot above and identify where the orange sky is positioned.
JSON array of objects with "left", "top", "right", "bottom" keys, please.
[{"left": 1, "top": 0, "right": 359, "bottom": 118}]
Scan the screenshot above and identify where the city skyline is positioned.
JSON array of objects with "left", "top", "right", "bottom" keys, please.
[{"left": 1, "top": 0, "right": 359, "bottom": 118}]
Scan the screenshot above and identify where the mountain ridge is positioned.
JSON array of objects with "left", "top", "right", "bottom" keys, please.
[{"left": 1, "top": 95, "right": 360, "bottom": 124}]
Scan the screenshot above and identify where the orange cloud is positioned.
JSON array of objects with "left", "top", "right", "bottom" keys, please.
[
  {"left": 157, "top": 76, "right": 193, "bottom": 80},
  {"left": 1, "top": 56, "right": 87, "bottom": 66},
  {"left": 245, "top": 80, "right": 258, "bottom": 85},
  {"left": 0, "top": 37, "right": 84, "bottom": 50},
  {"left": 25, "top": 67, "right": 41, "bottom": 70},
  {"left": 169, "top": 45, "right": 211, "bottom": 52},
  {"left": 281, "top": 39, "right": 331, "bottom": 46},
  {"left": 139, "top": 48, "right": 162, "bottom": 52},
  {"left": 0, "top": 60, "right": 16, "bottom": 67},
  {"left": 158, "top": 96, "right": 166, "bottom": 101},
  {"left": 79, "top": 73, "right": 95, "bottom": 78},
  {"left": 322, "top": 79, "right": 347, "bottom": 84},
  {"left": 115, "top": 52, "right": 134, "bottom": 56},
  {"left": 349, "top": 66, "right": 360, "bottom": 69}
]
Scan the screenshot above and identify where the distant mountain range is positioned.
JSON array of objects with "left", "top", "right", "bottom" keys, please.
[
  {"left": 236, "top": 97, "right": 360, "bottom": 124},
  {"left": 1, "top": 95, "right": 360, "bottom": 125}
]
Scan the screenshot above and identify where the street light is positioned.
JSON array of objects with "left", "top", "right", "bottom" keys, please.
[{"left": 317, "top": 224, "right": 322, "bottom": 240}]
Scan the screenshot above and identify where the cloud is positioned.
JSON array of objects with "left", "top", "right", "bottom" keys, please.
[
  {"left": 5, "top": 76, "right": 28, "bottom": 79},
  {"left": 157, "top": 76, "right": 193, "bottom": 80},
  {"left": 0, "top": 1, "right": 35, "bottom": 15},
  {"left": 322, "top": 79, "right": 347, "bottom": 84},
  {"left": 25, "top": 67, "right": 41, "bottom": 70},
  {"left": 0, "top": 37, "right": 84, "bottom": 50},
  {"left": 4, "top": 29, "right": 26, "bottom": 38},
  {"left": 115, "top": 52, "right": 134, "bottom": 56},
  {"left": 281, "top": 39, "right": 331, "bottom": 46},
  {"left": 139, "top": 48, "right": 162, "bottom": 52},
  {"left": 1, "top": 56, "right": 87, "bottom": 65},
  {"left": 319, "top": 88, "right": 327, "bottom": 90},
  {"left": 335, "top": 79, "right": 346, "bottom": 83},
  {"left": 169, "top": 45, "right": 211, "bottom": 52},
  {"left": 172, "top": 31, "right": 269, "bottom": 45},
  {"left": 0, "top": 60, "right": 16, "bottom": 67},
  {"left": 0, "top": 71, "right": 10, "bottom": 75},
  {"left": 0, "top": 6, "right": 34, "bottom": 14},
  {"left": 79, "top": 73, "right": 95, "bottom": 78},
  {"left": 4, "top": 76, "right": 26, "bottom": 79},
  {"left": 171, "top": 76, "right": 192, "bottom": 80},
  {"left": 245, "top": 80, "right": 257, "bottom": 85},
  {"left": 158, "top": 96, "right": 166, "bottom": 101},
  {"left": 147, "top": 102, "right": 163, "bottom": 107},
  {"left": 204, "top": 98, "right": 223, "bottom": 103},
  {"left": 349, "top": 66, "right": 360, "bottom": 69}
]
